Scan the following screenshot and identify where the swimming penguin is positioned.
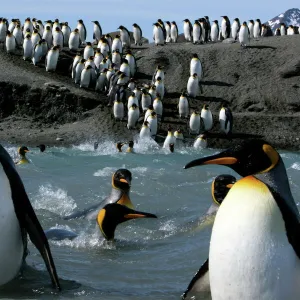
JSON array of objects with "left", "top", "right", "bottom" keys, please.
[
  {"left": 170, "top": 21, "right": 178, "bottom": 42},
  {"left": 92, "top": 21, "right": 102, "bottom": 42},
  {"left": 77, "top": 19, "right": 87, "bottom": 45},
  {"left": 127, "top": 103, "right": 139, "bottom": 129},
  {"left": 116, "top": 142, "right": 125, "bottom": 152},
  {"left": 253, "top": 19, "right": 262, "bottom": 38},
  {"left": 178, "top": 92, "right": 189, "bottom": 119},
  {"left": 192, "top": 20, "right": 202, "bottom": 44},
  {"left": 184, "top": 139, "right": 300, "bottom": 300},
  {"left": 37, "top": 144, "right": 46, "bottom": 152},
  {"left": 69, "top": 28, "right": 81, "bottom": 51},
  {"left": 183, "top": 19, "right": 193, "bottom": 42},
  {"left": 140, "top": 121, "right": 151, "bottom": 139},
  {"left": 5, "top": 31, "right": 16, "bottom": 54},
  {"left": 0, "top": 144, "right": 60, "bottom": 288},
  {"left": 46, "top": 203, "right": 157, "bottom": 242},
  {"left": 189, "top": 111, "right": 201, "bottom": 134},
  {"left": 239, "top": 22, "right": 250, "bottom": 47},
  {"left": 187, "top": 73, "right": 199, "bottom": 98},
  {"left": 163, "top": 127, "right": 176, "bottom": 148},
  {"left": 64, "top": 169, "right": 135, "bottom": 220},
  {"left": 94, "top": 142, "right": 99, "bottom": 150},
  {"left": 220, "top": 16, "right": 231, "bottom": 39},
  {"left": 210, "top": 20, "right": 219, "bottom": 42},
  {"left": 219, "top": 103, "right": 233, "bottom": 135},
  {"left": 193, "top": 134, "right": 207, "bottom": 149},
  {"left": 231, "top": 18, "right": 240, "bottom": 40},
  {"left": 23, "top": 34, "right": 33, "bottom": 61},
  {"left": 190, "top": 54, "right": 203, "bottom": 81},
  {"left": 248, "top": 20, "right": 254, "bottom": 38},
  {"left": 15, "top": 146, "right": 30, "bottom": 165},
  {"left": 118, "top": 25, "right": 131, "bottom": 47},
  {"left": 200, "top": 104, "right": 213, "bottom": 131},
  {"left": 132, "top": 23, "right": 143, "bottom": 45},
  {"left": 153, "top": 22, "right": 165, "bottom": 45},
  {"left": 169, "top": 143, "right": 175, "bottom": 153},
  {"left": 181, "top": 174, "right": 236, "bottom": 299},
  {"left": 45, "top": 46, "right": 59, "bottom": 72},
  {"left": 126, "top": 141, "right": 134, "bottom": 153}
]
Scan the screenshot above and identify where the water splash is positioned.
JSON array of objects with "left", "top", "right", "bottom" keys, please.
[{"left": 32, "top": 184, "right": 77, "bottom": 216}]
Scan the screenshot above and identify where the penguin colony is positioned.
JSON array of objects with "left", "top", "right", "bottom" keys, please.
[{"left": 2, "top": 16, "right": 296, "bottom": 151}]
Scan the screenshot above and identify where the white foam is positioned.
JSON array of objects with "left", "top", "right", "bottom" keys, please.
[
  {"left": 290, "top": 163, "right": 300, "bottom": 170},
  {"left": 93, "top": 167, "right": 116, "bottom": 177},
  {"left": 33, "top": 184, "right": 77, "bottom": 216}
]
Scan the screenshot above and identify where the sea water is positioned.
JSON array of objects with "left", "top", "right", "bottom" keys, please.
[{"left": 1, "top": 141, "right": 300, "bottom": 299}]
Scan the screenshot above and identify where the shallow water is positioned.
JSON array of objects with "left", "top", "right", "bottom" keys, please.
[{"left": 1, "top": 140, "right": 300, "bottom": 299}]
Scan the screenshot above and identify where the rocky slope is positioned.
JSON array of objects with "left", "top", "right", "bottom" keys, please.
[
  {"left": 267, "top": 8, "right": 300, "bottom": 30},
  {"left": 1, "top": 35, "right": 300, "bottom": 150}
]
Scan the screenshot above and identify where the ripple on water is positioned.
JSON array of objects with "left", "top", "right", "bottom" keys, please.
[{"left": 32, "top": 184, "right": 77, "bottom": 216}]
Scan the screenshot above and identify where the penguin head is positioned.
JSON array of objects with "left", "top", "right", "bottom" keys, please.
[
  {"left": 169, "top": 143, "right": 175, "bottom": 153},
  {"left": 151, "top": 111, "right": 157, "bottom": 118},
  {"left": 192, "top": 53, "right": 199, "bottom": 59},
  {"left": 242, "top": 22, "right": 247, "bottom": 26},
  {"left": 148, "top": 104, "right": 154, "bottom": 110},
  {"left": 6, "top": 30, "right": 11, "bottom": 36},
  {"left": 78, "top": 19, "right": 84, "bottom": 24},
  {"left": 25, "top": 34, "right": 31, "bottom": 39},
  {"left": 94, "top": 142, "right": 99, "bottom": 150},
  {"left": 37, "top": 144, "right": 46, "bottom": 152},
  {"left": 203, "top": 104, "right": 209, "bottom": 110},
  {"left": 86, "top": 42, "right": 92, "bottom": 46},
  {"left": 213, "top": 20, "right": 219, "bottom": 24},
  {"left": 131, "top": 103, "right": 138, "bottom": 109},
  {"left": 128, "top": 141, "right": 134, "bottom": 148},
  {"left": 112, "top": 168, "right": 132, "bottom": 191},
  {"left": 33, "top": 28, "right": 38, "bottom": 34},
  {"left": 185, "top": 140, "right": 281, "bottom": 177},
  {"left": 97, "top": 203, "right": 157, "bottom": 241},
  {"left": 211, "top": 174, "right": 236, "bottom": 205},
  {"left": 249, "top": 20, "right": 254, "bottom": 24},
  {"left": 45, "top": 25, "right": 51, "bottom": 30},
  {"left": 35, "top": 25, "right": 40, "bottom": 30},
  {"left": 118, "top": 25, "right": 125, "bottom": 30},
  {"left": 74, "top": 28, "right": 79, "bottom": 33},
  {"left": 198, "top": 134, "right": 207, "bottom": 140},
  {"left": 171, "top": 21, "right": 177, "bottom": 25},
  {"left": 55, "top": 27, "right": 60, "bottom": 32},
  {"left": 183, "top": 19, "right": 190, "bottom": 23},
  {"left": 192, "top": 73, "right": 198, "bottom": 79},
  {"left": 143, "top": 121, "right": 149, "bottom": 127},
  {"left": 18, "top": 146, "right": 29, "bottom": 156},
  {"left": 166, "top": 21, "right": 171, "bottom": 26},
  {"left": 116, "top": 142, "right": 124, "bottom": 152},
  {"left": 52, "top": 45, "right": 60, "bottom": 51}
]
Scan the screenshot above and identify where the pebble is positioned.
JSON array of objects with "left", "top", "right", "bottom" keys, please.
[{"left": 56, "top": 137, "right": 64, "bottom": 141}]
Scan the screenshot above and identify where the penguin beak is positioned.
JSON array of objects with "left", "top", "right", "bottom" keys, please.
[
  {"left": 226, "top": 183, "right": 234, "bottom": 188},
  {"left": 24, "top": 149, "right": 29, "bottom": 153},
  {"left": 119, "top": 178, "right": 129, "bottom": 184},
  {"left": 184, "top": 153, "right": 237, "bottom": 169},
  {"left": 124, "top": 211, "right": 157, "bottom": 219}
]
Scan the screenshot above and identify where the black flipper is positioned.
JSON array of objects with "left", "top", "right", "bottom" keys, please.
[
  {"left": 0, "top": 145, "right": 61, "bottom": 290},
  {"left": 182, "top": 259, "right": 209, "bottom": 299}
]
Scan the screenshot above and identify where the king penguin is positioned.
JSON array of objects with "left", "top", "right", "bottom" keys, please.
[
  {"left": 132, "top": 23, "right": 143, "bottom": 45},
  {"left": 219, "top": 102, "right": 233, "bottom": 135},
  {"left": 184, "top": 139, "right": 300, "bottom": 299},
  {"left": 0, "top": 144, "right": 60, "bottom": 288},
  {"left": 15, "top": 146, "right": 30, "bottom": 165},
  {"left": 220, "top": 16, "right": 231, "bottom": 39},
  {"left": 64, "top": 169, "right": 134, "bottom": 220}
]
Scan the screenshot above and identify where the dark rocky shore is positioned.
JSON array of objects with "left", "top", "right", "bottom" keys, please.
[{"left": 1, "top": 35, "right": 300, "bottom": 150}]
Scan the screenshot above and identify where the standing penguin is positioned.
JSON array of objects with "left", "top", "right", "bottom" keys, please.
[
  {"left": 140, "top": 121, "right": 151, "bottom": 139},
  {"left": 193, "top": 20, "right": 202, "bottom": 44},
  {"left": 51, "top": 19, "right": 60, "bottom": 36},
  {"left": 144, "top": 104, "right": 154, "bottom": 122},
  {"left": 112, "top": 35, "right": 123, "bottom": 53},
  {"left": 99, "top": 38, "right": 110, "bottom": 58},
  {"left": 125, "top": 50, "right": 137, "bottom": 77},
  {"left": 132, "top": 23, "right": 143, "bottom": 46},
  {"left": 219, "top": 102, "right": 233, "bottom": 134},
  {"left": 69, "top": 28, "right": 81, "bottom": 51},
  {"left": 275, "top": 28, "right": 281, "bottom": 36},
  {"left": 231, "top": 18, "right": 240, "bottom": 40},
  {"left": 32, "top": 40, "right": 43, "bottom": 65},
  {"left": 0, "top": 145, "right": 61, "bottom": 289},
  {"left": 120, "top": 59, "right": 131, "bottom": 77},
  {"left": 190, "top": 54, "right": 203, "bottom": 81},
  {"left": 211, "top": 20, "right": 219, "bottom": 42},
  {"left": 127, "top": 103, "right": 139, "bottom": 129},
  {"left": 42, "top": 26, "right": 53, "bottom": 48},
  {"left": 127, "top": 92, "right": 139, "bottom": 110},
  {"left": 92, "top": 21, "right": 102, "bottom": 42},
  {"left": 221, "top": 16, "right": 231, "bottom": 39},
  {"left": 178, "top": 92, "right": 189, "bottom": 118},
  {"left": 163, "top": 127, "right": 176, "bottom": 148},
  {"left": 31, "top": 28, "right": 41, "bottom": 48},
  {"left": 183, "top": 19, "right": 193, "bottom": 42},
  {"left": 152, "top": 65, "right": 165, "bottom": 83},
  {"left": 204, "top": 16, "right": 211, "bottom": 41},
  {"left": 141, "top": 89, "right": 152, "bottom": 112},
  {"left": 146, "top": 111, "right": 158, "bottom": 137},
  {"left": 189, "top": 111, "right": 201, "bottom": 134},
  {"left": 187, "top": 73, "right": 199, "bottom": 98},
  {"left": 72, "top": 53, "right": 82, "bottom": 79},
  {"left": 153, "top": 23, "right": 165, "bottom": 45},
  {"left": 52, "top": 27, "right": 63, "bottom": 49},
  {"left": 253, "top": 19, "right": 262, "bottom": 38},
  {"left": 287, "top": 25, "right": 295, "bottom": 35},
  {"left": 13, "top": 24, "right": 23, "bottom": 47},
  {"left": 239, "top": 22, "right": 250, "bottom": 47},
  {"left": 198, "top": 18, "right": 207, "bottom": 43},
  {"left": 5, "top": 31, "right": 16, "bottom": 54},
  {"left": 77, "top": 19, "right": 87, "bottom": 45},
  {"left": 193, "top": 134, "right": 207, "bottom": 149},
  {"left": 80, "top": 65, "right": 95, "bottom": 88},
  {"left": 118, "top": 25, "right": 131, "bottom": 48},
  {"left": 154, "top": 77, "right": 165, "bottom": 100},
  {"left": 200, "top": 104, "right": 213, "bottom": 131},
  {"left": 153, "top": 95, "right": 163, "bottom": 119},
  {"left": 61, "top": 22, "right": 71, "bottom": 46},
  {"left": 248, "top": 20, "right": 254, "bottom": 38},
  {"left": 0, "top": 19, "right": 8, "bottom": 46},
  {"left": 113, "top": 97, "right": 124, "bottom": 121},
  {"left": 95, "top": 68, "right": 108, "bottom": 92},
  {"left": 183, "top": 140, "right": 300, "bottom": 300},
  {"left": 23, "top": 17, "right": 33, "bottom": 36},
  {"left": 165, "top": 21, "right": 171, "bottom": 43},
  {"left": 23, "top": 34, "right": 33, "bottom": 61},
  {"left": 74, "top": 58, "right": 86, "bottom": 84},
  {"left": 83, "top": 42, "right": 94, "bottom": 60},
  {"left": 46, "top": 46, "right": 59, "bottom": 72},
  {"left": 170, "top": 21, "right": 179, "bottom": 42},
  {"left": 280, "top": 23, "right": 287, "bottom": 36}
]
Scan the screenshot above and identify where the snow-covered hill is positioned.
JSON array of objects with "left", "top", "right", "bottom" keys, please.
[{"left": 267, "top": 8, "right": 300, "bottom": 30}]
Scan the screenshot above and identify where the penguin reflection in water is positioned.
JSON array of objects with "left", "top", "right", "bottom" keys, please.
[
  {"left": 47, "top": 169, "right": 157, "bottom": 241},
  {"left": 183, "top": 140, "right": 300, "bottom": 300}
]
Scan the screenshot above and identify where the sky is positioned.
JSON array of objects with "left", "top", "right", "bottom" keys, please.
[{"left": 1, "top": 1, "right": 299, "bottom": 40}]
